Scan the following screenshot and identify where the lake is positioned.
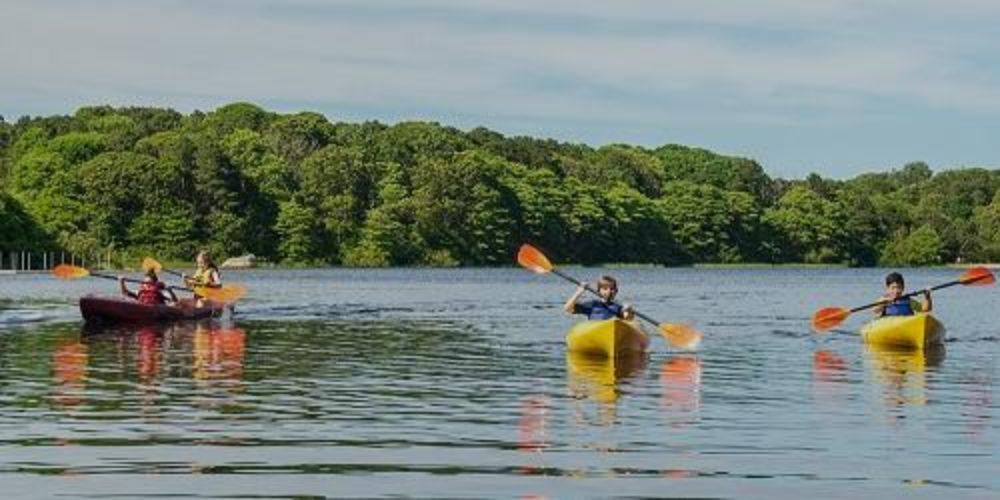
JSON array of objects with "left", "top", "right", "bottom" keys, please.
[{"left": 0, "top": 267, "right": 996, "bottom": 498}]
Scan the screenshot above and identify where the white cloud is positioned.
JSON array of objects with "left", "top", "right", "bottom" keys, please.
[{"left": 2, "top": 0, "right": 999, "bottom": 173}]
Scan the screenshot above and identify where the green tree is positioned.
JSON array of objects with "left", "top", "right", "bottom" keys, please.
[
  {"left": 763, "top": 186, "right": 848, "bottom": 263},
  {"left": 880, "top": 225, "right": 943, "bottom": 266}
]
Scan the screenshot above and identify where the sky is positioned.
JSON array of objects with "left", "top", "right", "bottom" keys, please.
[{"left": 2, "top": 0, "right": 999, "bottom": 178}]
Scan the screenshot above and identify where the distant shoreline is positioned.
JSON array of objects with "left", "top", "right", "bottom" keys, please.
[{"left": 5, "top": 262, "right": 998, "bottom": 275}]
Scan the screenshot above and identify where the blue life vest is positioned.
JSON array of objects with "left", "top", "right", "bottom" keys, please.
[
  {"left": 883, "top": 298, "right": 914, "bottom": 316},
  {"left": 574, "top": 299, "right": 624, "bottom": 320}
]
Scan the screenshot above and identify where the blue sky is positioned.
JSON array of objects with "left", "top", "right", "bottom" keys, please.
[{"left": 2, "top": 0, "right": 999, "bottom": 178}]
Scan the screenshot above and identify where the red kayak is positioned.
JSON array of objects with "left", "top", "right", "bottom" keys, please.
[{"left": 79, "top": 295, "right": 225, "bottom": 324}]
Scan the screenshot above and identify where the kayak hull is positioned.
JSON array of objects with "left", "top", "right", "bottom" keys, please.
[
  {"left": 566, "top": 319, "right": 650, "bottom": 358},
  {"left": 860, "top": 313, "right": 945, "bottom": 349},
  {"left": 80, "top": 295, "right": 224, "bottom": 325}
]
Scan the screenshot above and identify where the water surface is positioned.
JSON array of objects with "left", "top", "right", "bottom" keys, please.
[{"left": 0, "top": 268, "right": 996, "bottom": 498}]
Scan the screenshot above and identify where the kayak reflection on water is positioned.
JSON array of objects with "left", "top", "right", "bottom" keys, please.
[
  {"left": 865, "top": 343, "right": 945, "bottom": 411},
  {"left": 566, "top": 350, "right": 647, "bottom": 427},
  {"left": 50, "top": 321, "right": 247, "bottom": 409}
]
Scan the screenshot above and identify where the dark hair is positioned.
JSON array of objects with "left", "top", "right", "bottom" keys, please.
[
  {"left": 885, "top": 272, "right": 904, "bottom": 287},
  {"left": 144, "top": 269, "right": 159, "bottom": 281},
  {"left": 597, "top": 275, "right": 618, "bottom": 292}
]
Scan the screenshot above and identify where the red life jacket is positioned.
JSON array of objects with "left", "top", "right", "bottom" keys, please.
[{"left": 137, "top": 282, "right": 165, "bottom": 305}]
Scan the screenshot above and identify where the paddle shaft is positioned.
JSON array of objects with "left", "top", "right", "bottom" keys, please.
[
  {"left": 549, "top": 267, "right": 660, "bottom": 327},
  {"left": 88, "top": 270, "right": 196, "bottom": 293},
  {"left": 848, "top": 273, "right": 991, "bottom": 313}
]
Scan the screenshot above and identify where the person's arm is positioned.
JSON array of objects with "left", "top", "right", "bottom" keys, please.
[
  {"left": 163, "top": 286, "right": 179, "bottom": 304},
  {"left": 921, "top": 288, "right": 932, "bottom": 313},
  {"left": 208, "top": 269, "right": 222, "bottom": 287},
  {"left": 563, "top": 283, "right": 587, "bottom": 314},
  {"left": 119, "top": 277, "right": 136, "bottom": 299},
  {"left": 874, "top": 296, "right": 888, "bottom": 317},
  {"left": 620, "top": 304, "right": 635, "bottom": 321}
]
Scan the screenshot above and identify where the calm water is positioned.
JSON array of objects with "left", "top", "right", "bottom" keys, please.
[{"left": 0, "top": 268, "right": 996, "bottom": 499}]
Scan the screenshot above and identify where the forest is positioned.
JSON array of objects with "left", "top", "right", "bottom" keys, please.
[{"left": 2, "top": 103, "right": 999, "bottom": 267}]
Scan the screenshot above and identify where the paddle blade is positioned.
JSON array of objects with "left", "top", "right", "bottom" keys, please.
[
  {"left": 141, "top": 257, "right": 163, "bottom": 274},
  {"left": 517, "top": 244, "right": 552, "bottom": 274},
  {"left": 658, "top": 323, "right": 702, "bottom": 351},
  {"left": 196, "top": 284, "right": 247, "bottom": 303},
  {"left": 960, "top": 266, "right": 995, "bottom": 286},
  {"left": 52, "top": 264, "right": 89, "bottom": 280},
  {"left": 811, "top": 307, "right": 850, "bottom": 332}
]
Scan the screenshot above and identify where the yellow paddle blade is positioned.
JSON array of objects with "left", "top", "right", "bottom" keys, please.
[
  {"left": 52, "top": 264, "right": 90, "bottom": 279},
  {"left": 961, "top": 266, "right": 995, "bottom": 286},
  {"left": 517, "top": 244, "right": 552, "bottom": 274},
  {"left": 659, "top": 323, "right": 702, "bottom": 351},
  {"left": 195, "top": 284, "right": 247, "bottom": 303},
  {"left": 141, "top": 257, "right": 163, "bottom": 274},
  {"left": 811, "top": 307, "right": 850, "bottom": 332}
]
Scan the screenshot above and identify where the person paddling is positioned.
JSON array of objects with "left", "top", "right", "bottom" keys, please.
[
  {"left": 875, "top": 272, "right": 932, "bottom": 317},
  {"left": 183, "top": 251, "right": 222, "bottom": 306},
  {"left": 563, "top": 275, "right": 635, "bottom": 321},
  {"left": 119, "top": 269, "right": 178, "bottom": 305}
]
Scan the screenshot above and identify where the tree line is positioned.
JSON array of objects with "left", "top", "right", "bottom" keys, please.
[{"left": 2, "top": 103, "right": 999, "bottom": 267}]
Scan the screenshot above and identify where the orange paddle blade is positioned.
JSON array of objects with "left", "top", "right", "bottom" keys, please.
[
  {"left": 517, "top": 244, "right": 552, "bottom": 274},
  {"left": 52, "top": 264, "right": 90, "bottom": 279},
  {"left": 960, "top": 266, "right": 995, "bottom": 286},
  {"left": 141, "top": 257, "right": 163, "bottom": 274},
  {"left": 659, "top": 323, "right": 702, "bottom": 351},
  {"left": 811, "top": 307, "right": 850, "bottom": 332},
  {"left": 196, "top": 284, "right": 247, "bottom": 303}
]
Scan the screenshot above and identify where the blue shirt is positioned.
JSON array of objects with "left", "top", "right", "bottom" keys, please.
[
  {"left": 883, "top": 298, "right": 919, "bottom": 316},
  {"left": 573, "top": 299, "right": 624, "bottom": 320}
]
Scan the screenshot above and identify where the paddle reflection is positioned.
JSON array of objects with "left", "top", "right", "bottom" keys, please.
[
  {"left": 193, "top": 323, "right": 246, "bottom": 383},
  {"left": 51, "top": 338, "right": 88, "bottom": 407},
  {"left": 962, "top": 369, "right": 992, "bottom": 441},
  {"left": 566, "top": 351, "right": 647, "bottom": 426},
  {"left": 659, "top": 355, "right": 702, "bottom": 426},
  {"left": 865, "top": 343, "right": 945, "bottom": 409},
  {"left": 812, "top": 349, "right": 848, "bottom": 404},
  {"left": 517, "top": 395, "right": 550, "bottom": 476}
]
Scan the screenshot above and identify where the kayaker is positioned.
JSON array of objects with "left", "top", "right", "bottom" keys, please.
[
  {"left": 563, "top": 275, "right": 635, "bottom": 320},
  {"left": 875, "top": 272, "right": 932, "bottom": 317},
  {"left": 119, "top": 269, "right": 178, "bottom": 305},
  {"left": 183, "top": 251, "right": 222, "bottom": 305}
]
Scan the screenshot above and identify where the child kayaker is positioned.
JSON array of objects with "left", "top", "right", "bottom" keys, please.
[
  {"left": 120, "top": 269, "right": 178, "bottom": 305},
  {"left": 183, "top": 251, "right": 222, "bottom": 306},
  {"left": 563, "top": 275, "right": 635, "bottom": 320},
  {"left": 875, "top": 272, "right": 932, "bottom": 317}
]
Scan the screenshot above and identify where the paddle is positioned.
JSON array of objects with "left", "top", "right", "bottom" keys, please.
[
  {"left": 516, "top": 243, "right": 702, "bottom": 351},
  {"left": 141, "top": 257, "right": 247, "bottom": 303},
  {"left": 811, "top": 266, "right": 995, "bottom": 332},
  {"left": 52, "top": 264, "right": 246, "bottom": 303},
  {"left": 141, "top": 257, "right": 183, "bottom": 278}
]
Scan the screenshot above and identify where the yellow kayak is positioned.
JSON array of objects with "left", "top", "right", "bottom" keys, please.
[
  {"left": 860, "top": 313, "right": 945, "bottom": 349},
  {"left": 566, "top": 319, "right": 650, "bottom": 357}
]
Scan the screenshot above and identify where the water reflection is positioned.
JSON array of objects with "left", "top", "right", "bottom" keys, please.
[
  {"left": 49, "top": 321, "right": 247, "bottom": 410},
  {"left": 659, "top": 355, "right": 702, "bottom": 426},
  {"left": 962, "top": 369, "right": 993, "bottom": 441},
  {"left": 566, "top": 351, "right": 647, "bottom": 426},
  {"left": 865, "top": 343, "right": 945, "bottom": 409},
  {"left": 51, "top": 338, "right": 88, "bottom": 407},
  {"left": 812, "top": 349, "right": 848, "bottom": 404}
]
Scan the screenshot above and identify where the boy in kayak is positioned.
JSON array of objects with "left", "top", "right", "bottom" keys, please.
[
  {"left": 875, "top": 272, "right": 932, "bottom": 317},
  {"left": 120, "top": 269, "right": 178, "bottom": 305},
  {"left": 563, "top": 275, "right": 635, "bottom": 320}
]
